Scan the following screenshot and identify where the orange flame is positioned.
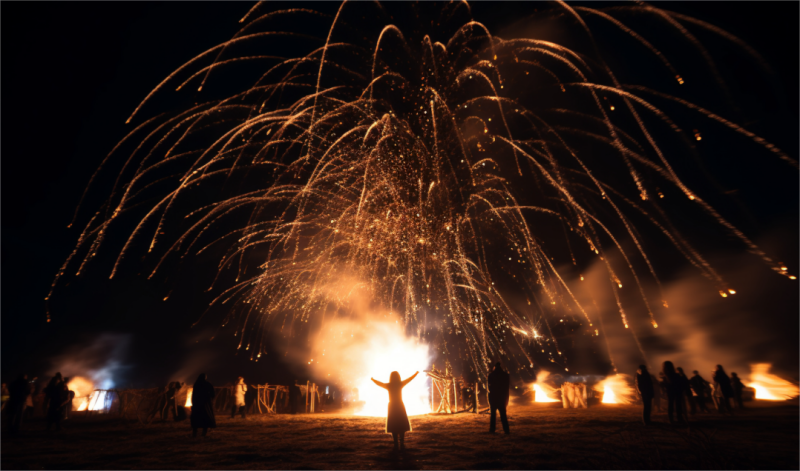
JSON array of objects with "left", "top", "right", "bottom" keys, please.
[
  {"left": 185, "top": 388, "right": 193, "bottom": 407},
  {"left": 531, "top": 372, "right": 559, "bottom": 403},
  {"left": 594, "top": 374, "right": 635, "bottom": 404},
  {"left": 748, "top": 364, "right": 799, "bottom": 401}
]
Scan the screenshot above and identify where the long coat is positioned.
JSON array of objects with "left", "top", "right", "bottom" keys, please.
[
  {"left": 190, "top": 380, "right": 217, "bottom": 429},
  {"left": 488, "top": 368, "right": 510, "bottom": 408}
]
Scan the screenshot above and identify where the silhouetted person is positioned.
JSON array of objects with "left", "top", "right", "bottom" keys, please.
[
  {"left": 712, "top": 365, "right": 733, "bottom": 414},
  {"left": 62, "top": 378, "right": 75, "bottom": 420},
  {"left": 650, "top": 373, "right": 662, "bottom": 412},
  {"left": 163, "top": 382, "right": 182, "bottom": 421},
  {"left": 662, "top": 361, "right": 686, "bottom": 425},
  {"left": 730, "top": 372, "right": 745, "bottom": 409},
  {"left": 488, "top": 362, "right": 510, "bottom": 434},
  {"left": 635, "top": 365, "right": 654, "bottom": 425},
  {"left": 7, "top": 374, "right": 31, "bottom": 434},
  {"left": 676, "top": 367, "right": 695, "bottom": 415},
  {"left": 231, "top": 377, "right": 247, "bottom": 419},
  {"left": 690, "top": 370, "right": 710, "bottom": 412},
  {"left": 190, "top": 374, "right": 216, "bottom": 437},
  {"left": 43, "top": 372, "right": 63, "bottom": 412},
  {"left": 371, "top": 371, "right": 419, "bottom": 451},
  {"left": 46, "top": 378, "right": 69, "bottom": 431}
]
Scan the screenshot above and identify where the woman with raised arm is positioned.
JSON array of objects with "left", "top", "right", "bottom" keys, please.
[{"left": 371, "top": 371, "right": 419, "bottom": 451}]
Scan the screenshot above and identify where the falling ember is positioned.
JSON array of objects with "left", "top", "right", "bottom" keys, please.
[
  {"left": 594, "top": 375, "right": 635, "bottom": 404},
  {"left": 49, "top": 3, "right": 798, "bottom": 377},
  {"left": 747, "top": 364, "right": 799, "bottom": 401}
]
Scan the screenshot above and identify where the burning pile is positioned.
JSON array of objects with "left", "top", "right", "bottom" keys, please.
[
  {"left": 67, "top": 376, "right": 104, "bottom": 411},
  {"left": 531, "top": 372, "right": 560, "bottom": 403},
  {"left": 308, "top": 318, "right": 431, "bottom": 417},
  {"left": 594, "top": 375, "right": 636, "bottom": 404},
  {"left": 748, "top": 364, "right": 799, "bottom": 401}
]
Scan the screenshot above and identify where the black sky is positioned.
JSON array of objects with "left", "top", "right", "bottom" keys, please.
[{"left": 2, "top": 2, "right": 797, "bottom": 387}]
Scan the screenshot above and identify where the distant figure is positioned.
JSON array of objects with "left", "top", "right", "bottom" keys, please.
[
  {"left": 675, "top": 367, "right": 695, "bottom": 415},
  {"left": 635, "top": 365, "right": 654, "bottom": 425},
  {"left": 712, "top": 365, "right": 733, "bottom": 414},
  {"left": 62, "top": 377, "right": 76, "bottom": 420},
  {"left": 488, "top": 362, "right": 510, "bottom": 434},
  {"left": 43, "top": 372, "right": 63, "bottom": 412},
  {"left": 650, "top": 373, "right": 663, "bottom": 412},
  {"left": 690, "top": 370, "right": 710, "bottom": 413},
  {"left": 730, "top": 372, "right": 745, "bottom": 409},
  {"left": 657, "top": 372, "right": 668, "bottom": 412},
  {"left": 662, "top": 361, "right": 686, "bottom": 425},
  {"left": 163, "top": 382, "right": 182, "bottom": 421},
  {"left": 45, "top": 376, "right": 69, "bottom": 431},
  {"left": 371, "top": 371, "right": 419, "bottom": 451},
  {"left": 231, "top": 377, "right": 247, "bottom": 419},
  {"left": 7, "top": 374, "right": 32, "bottom": 434},
  {"left": 190, "top": 374, "right": 217, "bottom": 437}
]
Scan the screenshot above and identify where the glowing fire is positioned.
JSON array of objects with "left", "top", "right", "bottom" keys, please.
[
  {"left": 185, "top": 388, "right": 193, "bottom": 407},
  {"left": 68, "top": 376, "right": 106, "bottom": 411},
  {"left": 308, "top": 317, "right": 431, "bottom": 417},
  {"left": 748, "top": 363, "right": 799, "bottom": 401},
  {"left": 532, "top": 372, "right": 559, "bottom": 403},
  {"left": 594, "top": 374, "right": 635, "bottom": 404},
  {"left": 354, "top": 333, "right": 431, "bottom": 417}
]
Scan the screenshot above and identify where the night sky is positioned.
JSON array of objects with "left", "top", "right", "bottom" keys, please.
[{"left": 2, "top": 2, "right": 797, "bottom": 388}]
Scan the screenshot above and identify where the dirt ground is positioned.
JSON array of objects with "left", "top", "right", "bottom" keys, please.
[{"left": 2, "top": 401, "right": 797, "bottom": 470}]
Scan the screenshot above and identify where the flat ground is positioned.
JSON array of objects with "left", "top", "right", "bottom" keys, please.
[{"left": 2, "top": 401, "right": 797, "bottom": 470}]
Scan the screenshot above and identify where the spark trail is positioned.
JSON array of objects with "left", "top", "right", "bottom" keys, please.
[{"left": 50, "top": 2, "right": 796, "bottom": 381}]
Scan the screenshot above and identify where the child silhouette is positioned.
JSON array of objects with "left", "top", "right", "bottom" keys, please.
[{"left": 371, "top": 371, "right": 419, "bottom": 450}]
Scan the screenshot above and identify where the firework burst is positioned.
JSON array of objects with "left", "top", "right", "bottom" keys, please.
[{"left": 50, "top": 1, "right": 796, "bottom": 380}]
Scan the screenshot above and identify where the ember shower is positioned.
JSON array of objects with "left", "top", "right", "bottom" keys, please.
[{"left": 49, "top": 2, "right": 796, "bottom": 382}]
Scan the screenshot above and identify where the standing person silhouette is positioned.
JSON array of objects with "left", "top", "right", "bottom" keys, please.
[
  {"left": 371, "top": 371, "right": 419, "bottom": 451},
  {"left": 662, "top": 361, "right": 687, "bottom": 425},
  {"left": 190, "top": 374, "right": 217, "bottom": 437},
  {"left": 488, "top": 362, "right": 510, "bottom": 434},
  {"left": 635, "top": 365, "right": 654, "bottom": 425}
]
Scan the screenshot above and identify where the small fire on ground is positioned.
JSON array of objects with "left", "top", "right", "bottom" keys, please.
[
  {"left": 594, "top": 374, "right": 635, "bottom": 404},
  {"left": 748, "top": 363, "right": 799, "bottom": 401},
  {"left": 531, "top": 372, "right": 559, "bottom": 403},
  {"left": 185, "top": 389, "right": 193, "bottom": 407},
  {"left": 67, "top": 376, "right": 107, "bottom": 411}
]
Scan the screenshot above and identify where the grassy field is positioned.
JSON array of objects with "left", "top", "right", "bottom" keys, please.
[{"left": 2, "top": 400, "right": 797, "bottom": 470}]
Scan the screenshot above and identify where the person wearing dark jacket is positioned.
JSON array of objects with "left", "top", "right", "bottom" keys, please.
[
  {"left": 730, "top": 372, "right": 745, "bottom": 409},
  {"left": 662, "top": 361, "right": 686, "bottom": 425},
  {"left": 7, "top": 374, "right": 31, "bottom": 434},
  {"left": 190, "top": 374, "right": 217, "bottom": 437},
  {"left": 488, "top": 362, "right": 510, "bottom": 434},
  {"left": 45, "top": 379, "right": 69, "bottom": 431},
  {"left": 712, "top": 365, "right": 734, "bottom": 414},
  {"left": 634, "top": 365, "right": 654, "bottom": 425},
  {"left": 690, "top": 370, "right": 710, "bottom": 412}
]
